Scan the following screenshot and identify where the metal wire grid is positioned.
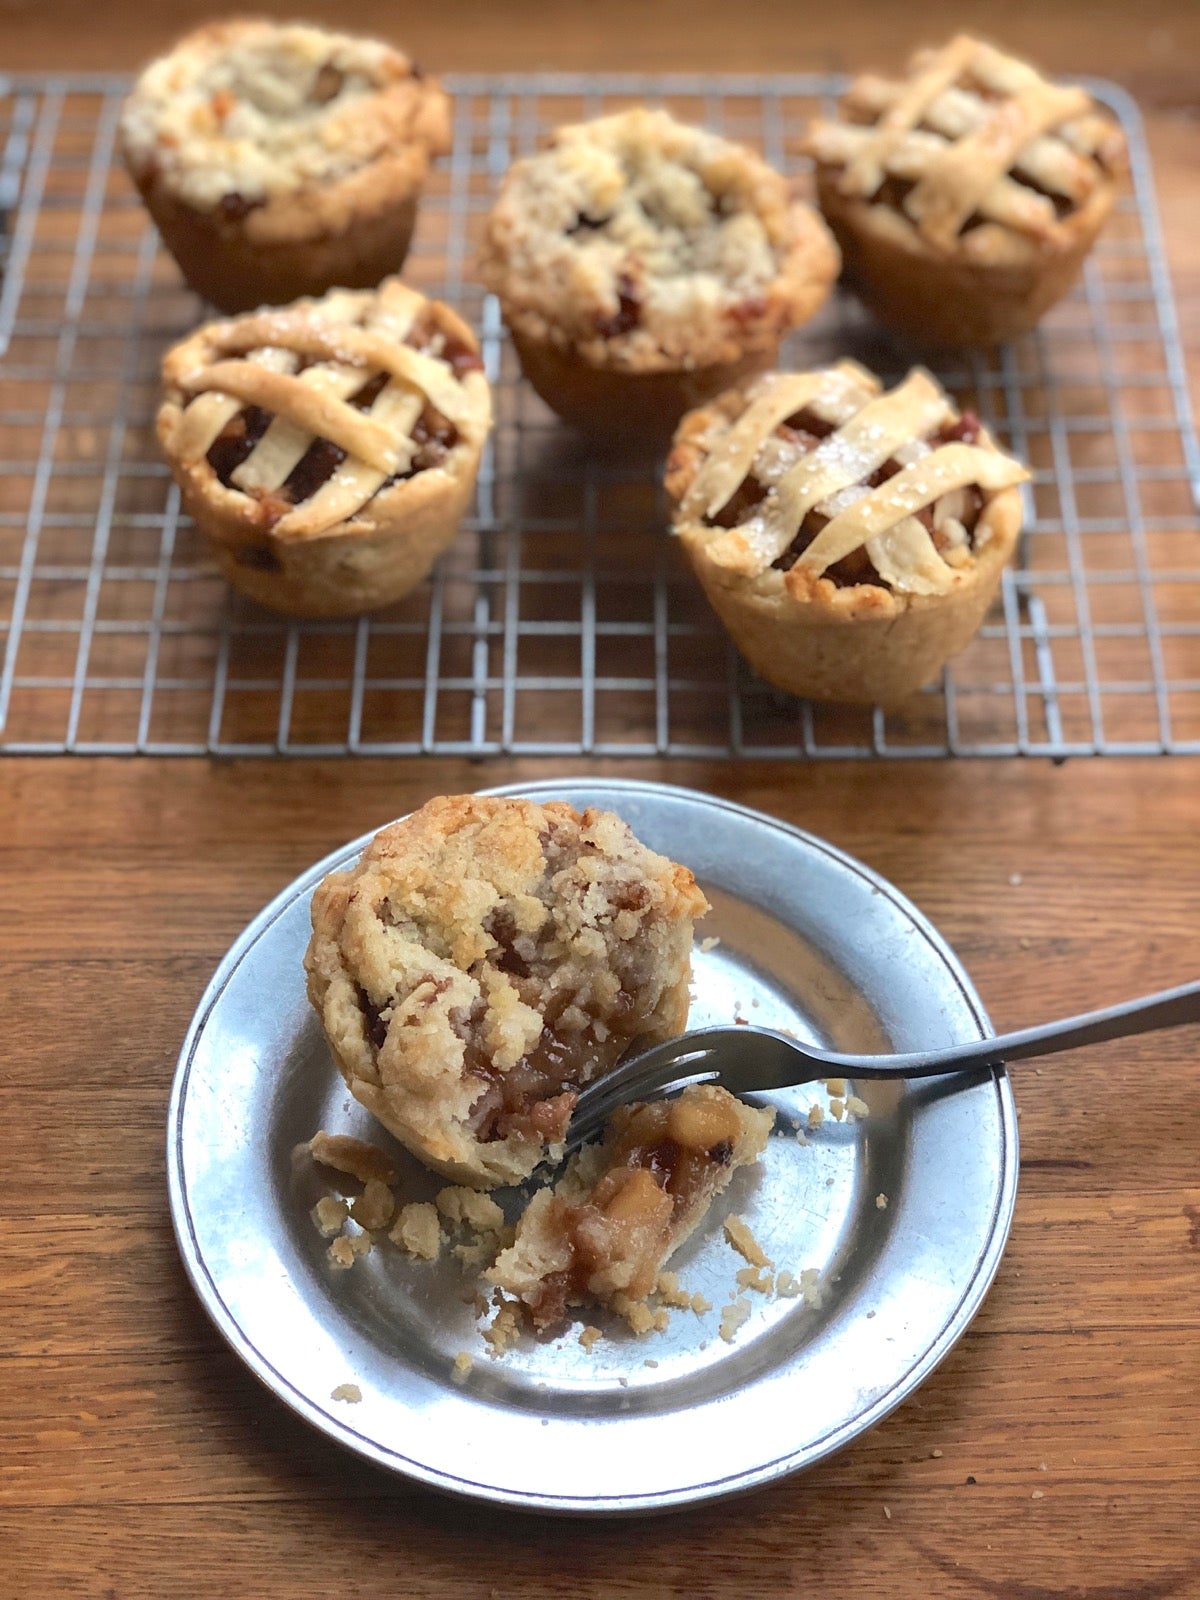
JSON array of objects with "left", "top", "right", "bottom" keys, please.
[{"left": 0, "top": 72, "right": 1197, "bottom": 758}]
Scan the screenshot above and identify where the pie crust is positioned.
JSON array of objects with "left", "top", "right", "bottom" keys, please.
[
  {"left": 157, "top": 277, "right": 491, "bottom": 617},
  {"left": 666, "top": 360, "right": 1029, "bottom": 704},
  {"left": 120, "top": 21, "right": 451, "bottom": 312},
  {"left": 488, "top": 1084, "right": 774, "bottom": 1329},
  {"left": 805, "top": 35, "right": 1127, "bottom": 346},
  {"left": 304, "top": 795, "right": 710, "bottom": 1189},
  {"left": 479, "top": 108, "right": 839, "bottom": 444}
]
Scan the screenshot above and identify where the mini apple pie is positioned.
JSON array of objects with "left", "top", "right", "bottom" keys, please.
[
  {"left": 304, "top": 795, "right": 709, "bottom": 1189},
  {"left": 666, "top": 360, "right": 1029, "bottom": 705},
  {"left": 488, "top": 1084, "right": 774, "bottom": 1330},
  {"left": 157, "top": 277, "right": 491, "bottom": 617},
  {"left": 479, "top": 108, "right": 839, "bottom": 444},
  {"left": 120, "top": 20, "right": 451, "bottom": 313},
  {"left": 805, "top": 35, "right": 1127, "bottom": 346}
]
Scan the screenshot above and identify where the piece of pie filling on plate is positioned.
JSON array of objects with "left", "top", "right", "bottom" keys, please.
[
  {"left": 667, "top": 359, "right": 1030, "bottom": 704},
  {"left": 304, "top": 795, "right": 711, "bottom": 1189},
  {"left": 489, "top": 1083, "right": 775, "bottom": 1330}
]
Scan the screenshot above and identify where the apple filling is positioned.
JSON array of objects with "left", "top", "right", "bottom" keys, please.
[{"left": 488, "top": 1084, "right": 775, "bottom": 1328}]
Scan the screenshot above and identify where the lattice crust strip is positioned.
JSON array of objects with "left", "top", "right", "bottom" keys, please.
[
  {"left": 164, "top": 280, "right": 474, "bottom": 537},
  {"left": 685, "top": 363, "right": 1029, "bottom": 596},
  {"left": 814, "top": 35, "right": 1118, "bottom": 251}
]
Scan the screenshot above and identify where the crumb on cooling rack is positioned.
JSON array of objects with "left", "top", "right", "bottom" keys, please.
[
  {"left": 579, "top": 1325, "right": 604, "bottom": 1352},
  {"left": 807, "top": 1104, "right": 825, "bottom": 1129},
  {"left": 331, "top": 1382, "right": 362, "bottom": 1403},
  {"left": 775, "top": 1269, "right": 799, "bottom": 1298},
  {"left": 824, "top": 1076, "right": 847, "bottom": 1096},
  {"left": 389, "top": 1201, "right": 442, "bottom": 1260},
  {"left": 308, "top": 1130, "right": 396, "bottom": 1186},
  {"left": 719, "top": 1297, "right": 752, "bottom": 1343},
  {"left": 699, "top": 935, "right": 721, "bottom": 953},
  {"left": 311, "top": 1196, "right": 349, "bottom": 1238},
  {"left": 451, "top": 1351, "right": 474, "bottom": 1382},
  {"left": 876, "top": 1192, "right": 889, "bottom": 1210},
  {"left": 736, "top": 1264, "right": 775, "bottom": 1295},
  {"left": 846, "top": 1094, "right": 870, "bottom": 1120},
  {"left": 829, "top": 1097, "right": 846, "bottom": 1121},
  {"left": 724, "top": 1214, "right": 773, "bottom": 1270},
  {"left": 350, "top": 1177, "right": 396, "bottom": 1232}
]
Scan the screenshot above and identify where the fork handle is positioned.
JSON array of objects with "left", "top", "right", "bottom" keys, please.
[{"left": 838, "top": 979, "right": 1200, "bottom": 1077}]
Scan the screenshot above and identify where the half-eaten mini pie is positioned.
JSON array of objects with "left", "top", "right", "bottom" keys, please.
[
  {"left": 488, "top": 1084, "right": 774, "bottom": 1330},
  {"left": 120, "top": 20, "right": 451, "bottom": 313},
  {"left": 157, "top": 277, "right": 491, "bottom": 617},
  {"left": 304, "top": 795, "right": 710, "bottom": 1188},
  {"left": 666, "top": 360, "right": 1029, "bottom": 705},
  {"left": 479, "top": 108, "right": 839, "bottom": 444},
  {"left": 805, "top": 35, "right": 1127, "bottom": 347}
]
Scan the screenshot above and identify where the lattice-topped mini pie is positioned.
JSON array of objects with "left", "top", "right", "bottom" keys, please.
[
  {"left": 304, "top": 796, "right": 710, "bottom": 1188},
  {"left": 489, "top": 1084, "right": 774, "bottom": 1330},
  {"left": 666, "top": 360, "right": 1029, "bottom": 704},
  {"left": 120, "top": 20, "right": 451, "bottom": 312},
  {"left": 157, "top": 278, "right": 491, "bottom": 616},
  {"left": 806, "top": 35, "right": 1127, "bottom": 346},
  {"left": 479, "top": 108, "right": 839, "bottom": 444}
]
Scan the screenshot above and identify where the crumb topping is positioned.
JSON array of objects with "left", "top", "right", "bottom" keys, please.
[
  {"left": 480, "top": 108, "right": 838, "bottom": 370},
  {"left": 120, "top": 21, "right": 450, "bottom": 212},
  {"left": 305, "top": 795, "right": 709, "bottom": 1187}
]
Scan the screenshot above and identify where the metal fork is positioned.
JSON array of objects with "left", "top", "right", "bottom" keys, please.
[{"left": 565, "top": 979, "right": 1200, "bottom": 1150}]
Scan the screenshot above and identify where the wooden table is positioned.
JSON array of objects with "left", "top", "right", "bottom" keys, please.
[{"left": 4, "top": 4, "right": 1199, "bottom": 1596}]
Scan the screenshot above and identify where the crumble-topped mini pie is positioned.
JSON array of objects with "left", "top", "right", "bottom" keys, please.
[
  {"left": 120, "top": 21, "right": 451, "bottom": 313},
  {"left": 666, "top": 360, "right": 1029, "bottom": 705},
  {"left": 304, "top": 796, "right": 710, "bottom": 1189},
  {"left": 479, "top": 108, "right": 839, "bottom": 444},
  {"left": 157, "top": 277, "right": 491, "bottom": 617},
  {"left": 805, "top": 36, "right": 1127, "bottom": 347},
  {"left": 488, "top": 1083, "right": 774, "bottom": 1330}
]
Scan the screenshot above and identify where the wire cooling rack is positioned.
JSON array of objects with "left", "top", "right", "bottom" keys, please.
[{"left": 0, "top": 72, "right": 1197, "bottom": 758}]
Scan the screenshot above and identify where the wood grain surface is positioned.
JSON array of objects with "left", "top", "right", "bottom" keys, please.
[{"left": 3, "top": 3, "right": 1200, "bottom": 1598}]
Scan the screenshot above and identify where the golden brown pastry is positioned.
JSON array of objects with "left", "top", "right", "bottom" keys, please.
[
  {"left": 488, "top": 1084, "right": 774, "bottom": 1329},
  {"left": 304, "top": 795, "right": 710, "bottom": 1189},
  {"left": 120, "top": 20, "right": 451, "bottom": 312},
  {"left": 805, "top": 35, "right": 1127, "bottom": 346},
  {"left": 666, "top": 360, "right": 1029, "bottom": 704},
  {"left": 156, "top": 277, "right": 491, "bottom": 617},
  {"left": 479, "top": 108, "right": 839, "bottom": 445}
]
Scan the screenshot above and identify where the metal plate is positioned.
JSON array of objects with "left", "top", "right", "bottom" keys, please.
[{"left": 168, "top": 779, "right": 1018, "bottom": 1512}]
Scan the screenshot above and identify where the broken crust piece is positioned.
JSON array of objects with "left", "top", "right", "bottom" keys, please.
[
  {"left": 487, "top": 1084, "right": 774, "bottom": 1330},
  {"left": 305, "top": 794, "right": 709, "bottom": 1189}
]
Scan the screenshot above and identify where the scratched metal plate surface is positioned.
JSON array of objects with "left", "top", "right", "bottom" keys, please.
[{"left": 167, "top": 778, "right": 1017, "bottom": 1512}]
